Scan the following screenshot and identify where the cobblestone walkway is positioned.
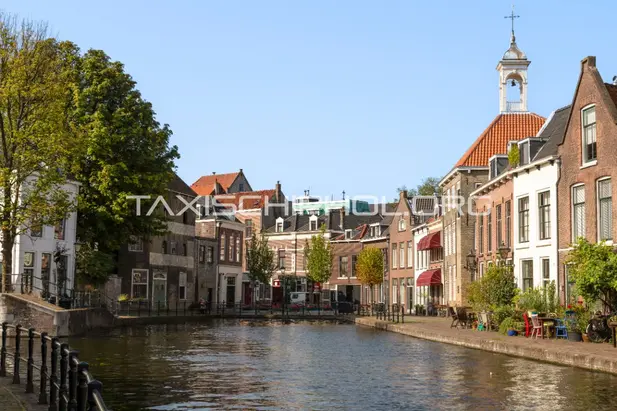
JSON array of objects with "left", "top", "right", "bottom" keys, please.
[{"left": 0, "top": 377, "right": 43, "bottom": 410}]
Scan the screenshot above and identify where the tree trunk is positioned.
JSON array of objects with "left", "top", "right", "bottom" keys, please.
[{"left": 1, "top": 232, "right": 13, "bottom": 293}]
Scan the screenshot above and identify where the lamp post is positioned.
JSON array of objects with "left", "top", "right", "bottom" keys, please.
[
  {"left": 498, "top": 241, "right": 511, "bottom": 266},
  {"left": 466, "top": 249, "right": 477, "bottom": 282}
]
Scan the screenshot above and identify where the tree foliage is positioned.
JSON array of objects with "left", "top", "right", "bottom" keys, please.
[
  {"left": 396, "top": 177, "right": 441, "bottom": 203},
  {"left": 508, "top": 144, "right": 520, "bottom": 168},
  {"left": 566, "top": 238, "right": 617, "bottom": 311},
  {"left": 467, "top": 263, "right": 517, "bottom": 312},
  {"left": 246, "top": 233, "right": 276, "bottom": 285},
  {"left": 70, "top": 48, "right": 179, "bottom": 284},
  {"left": 305, "top": 224, "right": 333, "bottom": 285},
  {"left": 0, "top": 15, "right": 81, "bottom": 291},
  {"left": 356, "top": 247, "right": 384, "bottom": 292},
  {"left": 75, "top": 243, "right": 115, "bottom": 287}
]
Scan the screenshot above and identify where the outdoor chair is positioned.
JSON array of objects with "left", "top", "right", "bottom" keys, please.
[
  {"left": 530, "top": 314, "right": 543, "bottom": 339},
  {"left": 449, "top": 307, "right": 459, "bottom": 328},
  {"left": 555, "top": 318, "right": 568, "bottom": 339},
  {"left": 456, "top": 307, "right": 469, "bottom": 329},
  {"left": 478, "top": 312, "right": 491, "bottom": 331}
]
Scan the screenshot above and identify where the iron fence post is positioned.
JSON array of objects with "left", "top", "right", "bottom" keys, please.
[
  {"left": 59, "top": 343, "right": 69, "bottom": 411},
  {"left": 49, "top": 338, "right": 59, "bottom": 411},
  {"left": 39, "top": 333, "right": 48, "bottom": 405},
  {"left": 0, "top": 322, "right": 7, "bottom": 377},
  {"left": 26, "top": 328, "right": 35, "bottom": 393},
  {"left": 77, "top": 362, "right": 89, "bottom": 411},
  {"left": 13, "top": 324, "right": 22, "bottom": 384},
  {"left": 68, "top": 350, "right": 78, "bottom": 409}
]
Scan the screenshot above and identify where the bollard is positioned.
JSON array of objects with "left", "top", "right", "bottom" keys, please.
[
  {"left": 13, "top": 324, "right": 21, "bottom": 384},
  {"left": 39, "top": 333, "right": 48, "bottom": 405},
  {"left": 0, "top": 322, "right": 7, "bottom": 377},
  {"left": 77, "top": 362, "right": 89, "bottom": 411},
  {"left": 59, "top": 343, "right": 69, "bottom": 411},
  {"left": 49, "top": 338, "right": 59, "bottom": 411},
  {"left": 401, "top": 306, "right": 405, "bottom": 323},
  {"left": 26, "top": 328, "right": 35, "bottom": 393},
  {"left": 68, "top": 351, "right": 78, "bottom": 409}
]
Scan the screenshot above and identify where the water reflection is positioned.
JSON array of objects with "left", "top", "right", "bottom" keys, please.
[{"left": 68, "top": 320, "right": 617, "bottom": 411}]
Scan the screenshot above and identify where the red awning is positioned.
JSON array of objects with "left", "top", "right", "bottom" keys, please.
[
  {"left": 416, "top": 269, "right": 442, "bottom": 287},
  {"left": 417, "top": 231, "right": 441, "bottom": 251}
]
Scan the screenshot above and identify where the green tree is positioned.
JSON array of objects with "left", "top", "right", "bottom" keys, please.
[
  {"left": 0, "top": 15, "right": 81, "bottom": 291},
  {"left": 395, "top": 177, "right": 442, "bottom": 202},
  {"left": 566, "top": 238, "right": 617, "bottom": 311},
  {"left": 70, "top": 49, "right": 179, "bottom": 284},
  {"left": 305, "top": 224, "right": 333, "bottom": 286},
  {"left": 467, "top": 262, "right": 517, "bottom": 312},
  {"left": 356, "top": 247, "right": 384, "bottom": 303},
  {"left": 508, "top": 144, "right": 520, "bottom": 167},
  {"left": 246, "top": 233, "right": 276, "bottom": 303}
]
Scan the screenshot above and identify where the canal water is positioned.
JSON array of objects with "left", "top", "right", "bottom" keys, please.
[{"left": 69, "top": 320, "right": 617, "bottom": 410}]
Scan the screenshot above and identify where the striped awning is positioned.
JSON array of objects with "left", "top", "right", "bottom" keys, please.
[
  {"left": 416, "top": 269, "right": 442, "bottom": 287},
  {"left": 417, "top": 231, "right": 441, "bottom": 251}
]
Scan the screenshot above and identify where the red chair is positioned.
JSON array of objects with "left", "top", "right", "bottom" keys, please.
[{"left": 523, "top": 312, "right": 532, "bottom": 337}]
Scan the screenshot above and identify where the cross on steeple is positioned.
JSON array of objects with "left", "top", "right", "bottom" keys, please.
[{"left": 504, "top": 5, "right": 520, "bottom": 42}]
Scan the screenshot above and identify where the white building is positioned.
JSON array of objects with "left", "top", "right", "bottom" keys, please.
[
  {"left": 7, "top": 179, "right": 80, "bottom": 297},
  {"left": 512, "top": 106, "right": 570, "bottom": 290}
]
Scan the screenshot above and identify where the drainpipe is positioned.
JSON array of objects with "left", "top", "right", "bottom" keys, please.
[{"left": 554, "top": 157, "right": 563, "bottom": 303}]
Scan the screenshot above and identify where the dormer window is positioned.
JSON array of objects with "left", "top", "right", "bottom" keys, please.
[
  {"left": 275, "top": 217, "right": 284, "bottom": 233},
  {"left": 345, "top": 229, "right": 352, "bottom": 239},
  {"left": 519, "top": 141, "right": 530, "bottom": 166},
  {"left": 582, "top": 105, "right": 597, "bottom": 164},
  {"left": 398, "top": 218, "right": 406, "bottom": 231},
  {"left": 309, "top": 215, "right": 318, "bottom": 231}
]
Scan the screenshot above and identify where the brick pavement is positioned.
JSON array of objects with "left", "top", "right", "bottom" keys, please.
[
  {"left": 0, "top": 377, "right": 43, "bottom": 411},
  {"left": 356, "top": 315, "right": 617, "bottom": 375}
]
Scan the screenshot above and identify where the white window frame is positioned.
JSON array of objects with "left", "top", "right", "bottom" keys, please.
[
  {"left": 407, "top": 241, "right": 413, "bottom": 268},
  {"left": 399, "top": 242, "right": 405, "bottom": 268},
  {"left": 309, "top": 215, "right": 318, "bottom": 231},
  {"left": 128, "top": 236, "right": 143, "bottom": 252},
  {"left": 398, "top": 218, "right": 406, "bottom": 231},
  {"left": 581, "top": 104, "right": 597, "bottom": 166},
  {"left": 131, "top": 268, "right": 149, "bottom": 299},
  {"left": 276, "top": 217, "right": 284, "bottom": 233},
  {"left": 572, "top": 184, "right": 586, "bottom": 242},
  {"left": 392, "top": 244, "right": 398, "bottom": 269},
  {"left": 178, "top": 272, "right": 187, "bottom": 300},
  {"left": 597, "top": 177, "right": 612, "bottom": 242}
]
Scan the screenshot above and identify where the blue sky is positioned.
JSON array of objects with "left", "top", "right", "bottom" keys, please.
[{"left": 3, "top": 1, "right": 617, "bottom": 201}]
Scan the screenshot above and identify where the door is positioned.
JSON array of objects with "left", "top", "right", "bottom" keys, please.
[{"left": 153, "top": 279, "right": 166, "bottom": 308}]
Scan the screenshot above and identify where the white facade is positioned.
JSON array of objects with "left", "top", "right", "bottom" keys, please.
[
  {"left": 512, "top": 158, "right": 559, "bottom": 290},
  {"left": 412, "top": 224, "right": 428, "bottom": 312},
  {"left": 8, "top": 180, "right": 80, "bottom": 296}
]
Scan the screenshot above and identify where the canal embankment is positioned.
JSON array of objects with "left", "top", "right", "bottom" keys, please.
[{"left": 355, "top": 316, "right": 617, "bottom": 375}]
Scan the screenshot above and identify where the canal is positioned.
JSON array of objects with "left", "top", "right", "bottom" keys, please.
[{"left": 69, "top": 320, "right": 617, "bottom": 410}]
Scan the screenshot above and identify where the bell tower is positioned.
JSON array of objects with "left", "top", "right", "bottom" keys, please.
[{"left": 497, "top": 7, "right": 530, "bottom": 113}]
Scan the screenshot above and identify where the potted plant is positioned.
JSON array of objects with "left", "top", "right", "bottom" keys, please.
[
  {"left": 566, "top": 319, "right": 582, "bottom": 342},
  {"left": 578, "top": 310, "right": 592, "bottom": 342},
  {"left": 499, "top": 318, "right": 518, "bottom": 336}
]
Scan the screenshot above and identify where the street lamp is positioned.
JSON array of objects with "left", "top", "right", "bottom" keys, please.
[
  {"left": 466, "top": 249, "right": 477, "bottom": 282},
  {"left": 498, "top": 241, "right": 511, "bottom": 266}
]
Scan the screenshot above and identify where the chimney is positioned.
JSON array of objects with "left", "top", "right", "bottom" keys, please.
[
  {"left": 339, "top": 207, "right": 345, "bottom": 230},
  {"left": 275, "top": 180, "right": 282, "bottom": 203},
  {"left": 581, "top": 56, "right": 596, "bottom": 71},
  {"left": 239, "top": 168, "right": 243, "bottom": 173},
  {"left": 399, "top": 189, "right": 408, "bottom": 201},
  {"left": 212, "top": 171, "right": 216, "bottom": 175}
]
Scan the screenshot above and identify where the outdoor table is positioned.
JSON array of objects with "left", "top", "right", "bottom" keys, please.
[{"left": 538, "top": 317, "right": 556, "bottom": 338}]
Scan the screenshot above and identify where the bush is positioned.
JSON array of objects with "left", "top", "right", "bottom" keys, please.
[
  {"left": 493, "top": 305, "right": 515, "bottom": 326},
  {"left": 514, "top": 282, "right": 558, "bottom": 313},
  {"left": 468, "top": 263, "right": 517, "bottom": 312},
  {"left": 499, "top": 318, "right": 516, "bottom": 335}
]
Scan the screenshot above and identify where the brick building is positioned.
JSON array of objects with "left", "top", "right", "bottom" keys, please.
[
  {"left": 440, "top": 29, "right": 544, "bottom": 306},
  {"left": 557, "top": 56, "right": 617, "bottom": 303},
  {"left": 388, "top": 191, "right": 414, "bottom": 311}
]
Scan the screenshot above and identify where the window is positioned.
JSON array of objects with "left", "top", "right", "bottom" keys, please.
[
  {"left": 54, "top": 219, "right": 65, "bottom": 240},
  {"left": 519, "top": 141, "right": 529, "bottom": 165},
  {"left": 565, "top": 264, "right": 575, "bottom": 304},
  {"left": 345, "top": 229, "right": 352, "bottom": 239},
  {"left": 23, "top": 252, "right": 34, "bottom": 285},
  {"left": 487, "top": 211, "right": 492, "bottom": 252},
  {"left": 228, "top": 235, "right": 234, "bottom": 261},
  {"left": 131, "top": 269, "right": 148, "bottom": 299},
  {"left": 278, "top": 249, "right": 285, "bottom": 269},
  {"left": 392, "top": 244, "right": 398, "bottom": 269},
  {"left": 170, "top": 241, "right": 177, "bottom": 255},
  {"left": 496, "top": 205, "right": 502, "bottom": 247},
  {"left": 598, "top": 178, "right": 612, "bottom": 241},
  {"left": 276, "top": 220, "right": 284, "bottom": 233},
  {"left": 291, "top": 253, "right": 296, "bottom": 271},
  {"left": 479, "top": 262, "right": 484, "bottom": 278},
  {"left": 182, "top": 210, "right": 188, "bottom": 224},
  {"left": 41, "top": 253, "right": 51, "bottom": 291},
  {"left": 30, "top": 219, "right": 42, "bottom": 238},
  {"left": 398, "top": 218, "right": 406, "bottom": 231},
  {"left": 236, "top": 236, "right": 241, "bottom": 262},
  {"left": 572, "top": 185, "right": 586, "bottom": 241},
  {"left": 207, "top": 246, "right": 214, "bottom": 263},
  {"left": 351, "top": 255, "right": 357, "bottom": 277},
  {"left": 182, "top": 243, "right": 188, "bottom": 257},
  {"left": 518, "top": 197, "right": 529, "bottom": 243},
  {"left": 478, "top": 215, "right": 484, "bottom": 253},
  {"left": 199, "top": 245, "right": 206, "bottom": 263},
  {"left": 239, "top": 183, "right": 245, "bottom": 192},
  {"left": 505, "top": 201, "right": 511, "bottom": 247},
  {"left": 339, "top": 256, "right": 348, "bottom": 277},
  {"left": 128, "top": 236, "right": 143, "bottom": 252},
  {"left": 220, "top": 235, "right": 226, "bottom": 261},
  {"left": 521, "top": 260, "right": 533, "bottom": 291},
  {"left": 538, "top": 191, "right": 551, "bottom": 240},
  {"left": 541, "top": 258, "right": 550, "bottom": 288},
  {"left": 245, "top": 219, "right": 253, "bottom": 237},
  {"left": 179, "top": 272, "right": 187, "bottom": 300},
  {"left": 162, "top": 240, "right": 168, "bottom": 254},
  {"left": 399, "top": 243, "right": 405, "bottom": 268},
  {"left": 582, "top": 106, "right": 597, "bottom": 163},
  {"left": 407, "top": 241, "right": 412, "bottom": 268},
  {"left": 309, "top": 218, "right": 317, "bottom": 231}
]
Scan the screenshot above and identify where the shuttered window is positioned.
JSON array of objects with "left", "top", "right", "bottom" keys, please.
[
  {"left": 572, "top": 185, "right": 586, "bottom": 241},
  {"left": 598, "top": 179, "right": 612, "bottom": 241}
]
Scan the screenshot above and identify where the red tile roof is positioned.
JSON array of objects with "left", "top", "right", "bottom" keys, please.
[
  {"left": 215, "top": 189, "right": 277, "bottom": 210},
  {"left": 454, "top": 113, "right": 545, "bottom": 167},
  {"left": 191, "top": 172, "right": 240, "bottom": 195}
]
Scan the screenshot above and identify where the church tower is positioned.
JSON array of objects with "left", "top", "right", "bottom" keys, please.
[{"left": 497, "top": 9, "right": 530, "bottom": 113}]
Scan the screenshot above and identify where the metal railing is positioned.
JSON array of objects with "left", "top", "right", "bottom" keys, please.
[
  {"left": 374, "top": 304, "right": 406, "bottom": 323},
  {"left": 0, "top": 323, "right": 109, "bottom": 411}
]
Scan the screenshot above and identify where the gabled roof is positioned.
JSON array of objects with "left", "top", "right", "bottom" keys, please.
[
  {"left": 215, "top": 189, "right": 278, "bottom": 210},
  {"left": 454, "top": 113, "right": 545, "bottom": 168},
  {"left": 532, "top": 105, "right": 571, "bottom": 160},
  {"left": 191, "top": 171, "right": 242, "bottom": 195},
  {"left": 605, "top": 83, "right": 617, "bottom": 109},
  {"left": 169, "top": 172, "right": 198, "bottom": 197}
]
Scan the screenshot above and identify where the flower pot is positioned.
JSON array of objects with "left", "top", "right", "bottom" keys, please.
[
  {"left": 507, "top": 329, "right": 518, "bottom": 337},
  {"left": 568, "top": 331, "right": 583, "bottom": 342},
  {"left": 582, "top": 334, "right": 590, "bottom": 343}
]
